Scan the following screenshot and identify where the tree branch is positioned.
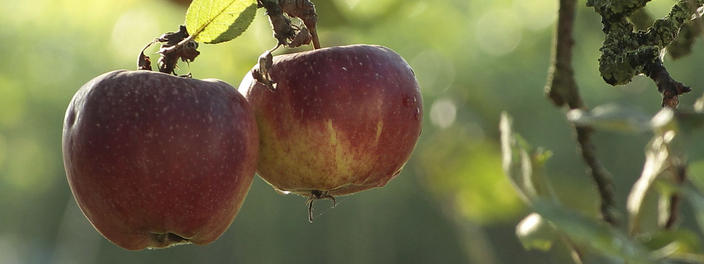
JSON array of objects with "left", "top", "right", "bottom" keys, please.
[
  {"left": 546, "top": 0, "right": 617, "bottom": 225},
  {"left": 587, "top": 0, "right": 703, "bottom": 108},
  {"left": 644, "top": 59, "right": 692, "bottom": 108}
]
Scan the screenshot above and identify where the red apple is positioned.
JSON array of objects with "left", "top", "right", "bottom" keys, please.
[
  {"left": 62, "top": 70, "right": 258, "bottom": 250},
  {"left": 238, "top": 44, "right": 422, "bottom": 199}
]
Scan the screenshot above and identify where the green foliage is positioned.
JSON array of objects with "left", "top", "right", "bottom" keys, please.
[
  {"left": 500, "top": 111, "right": 704, "bottom": 263},
  {"left": 419, "top": 126, "right": 522, "bottom": 225},
  {"left": 534, "top": 199, "right": 656, "bottom": 264},
  {"left": 683, "top": 187, "right": 704, "bottom": 237},
  {"left": 185, "top": 0, "right": 257, "bottom": 43},
  {"left": 639, "top": 229, "right": 702, "bottom": 256},
  {"left": 500, "top": 112, "right": 556, "bottom": 203}
]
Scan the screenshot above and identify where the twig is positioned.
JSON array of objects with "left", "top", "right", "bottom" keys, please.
[
  {"left": 644, "top": 59, "right": 692, "bottom": 108},
  {"left": 545, "top": 0, "right": 617, "bottom": 225},
  {"left": 575, "top": 126, "right": 616, "bottom": 225},
  {"left": 664, "top": 164, "right": 687, "bottom": 229}
]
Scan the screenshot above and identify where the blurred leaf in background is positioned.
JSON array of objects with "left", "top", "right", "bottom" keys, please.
[{"left": 419, "top": 124, "right": 523, "bottom": 225}]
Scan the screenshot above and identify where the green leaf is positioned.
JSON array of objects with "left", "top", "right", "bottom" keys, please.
[
  {"left": 566, "top": 104, "right": 651, "bottom": 133},
  {"left": 516, "top": 213, "right": 556, "bottom": 251},
  {"left": 499, "top": 112, "right": 556, "bottom": 203},
  {"left": 532, "top": 199, "right": 655, "bottom": 264},
  {"left": 639, "top": 229, "right": 702, "bottom": 255},
  {"left": 689, "top": 160, "right": 704, "bottom": 192},
  {"left": 185, "top": 0, "right": 257, "bottom": 44},
  {"left": 682, "top": 187, "right": 704, "bottom": 236}
]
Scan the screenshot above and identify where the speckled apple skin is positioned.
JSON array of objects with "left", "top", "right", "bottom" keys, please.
[
  {"left": 62, "top": 70, "right": 258, "bottom": 250},
  {"left": 239, "top": 45, "right": 422, "bottom": 196}
]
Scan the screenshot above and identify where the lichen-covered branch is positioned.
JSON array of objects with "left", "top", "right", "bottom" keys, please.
[
  {"left": 629, "top": 8, "right": 654, "bottom": 30},
  {"left": 668, "top": 16, "right": 703, "bottom": 59},
  {"left": 546, "top": 0, "right": 617, "bottom": 225},
  {"left": 587, "top": 0, "right": 704, "bottom": 108}
]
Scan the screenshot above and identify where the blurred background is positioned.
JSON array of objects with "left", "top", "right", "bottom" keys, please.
[{"left": 1, "top": 0, "right": 704, "bottom": 263}]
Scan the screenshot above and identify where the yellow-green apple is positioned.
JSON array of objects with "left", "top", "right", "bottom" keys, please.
[
  {"left": 62, "top": 70, "right": 258, "bottom": 250},
  {"left": 239, "top": 45, "right": 422, "bottom": 208}
]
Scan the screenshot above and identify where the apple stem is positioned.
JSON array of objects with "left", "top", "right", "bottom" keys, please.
[
  {"left": 306, "top": 199, "right": 315, "bottom": 223},
  {"left": 306, "top": 190, "right": 336, "bottom": 223}
]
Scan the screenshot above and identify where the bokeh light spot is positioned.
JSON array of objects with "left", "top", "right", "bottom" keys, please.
[
  {"left": 513, "top": 0, "right": 557, "bottom": 31},
  {"left": 410, "top": 50, "right": 455, "bottom": 96},
  {"left": 430, "top": 98, "right": 457, "bottom": 129},
  {"left": 475, "top": 9, "right": 522, "bottom": 56}
]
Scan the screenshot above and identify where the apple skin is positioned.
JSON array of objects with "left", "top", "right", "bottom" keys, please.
[
  {"left": 239, "top": 44, "right": 422, "bottom": 196},
  {"left": 62, "top": 70, "right": 258, "bottom": 250}
]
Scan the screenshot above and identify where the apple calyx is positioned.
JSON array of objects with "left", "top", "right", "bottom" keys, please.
[
  {"left": 149, "top": 232, "right": 191, "bottom": 249},
  {"left": 306, "top": 190, "right": 336, "bottom": 223}
]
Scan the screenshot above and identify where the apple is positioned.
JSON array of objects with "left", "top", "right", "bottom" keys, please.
[
  {"left": 238, "top": 45, "right": 422, "bottom": 203},
  {"left": 62, "top": 70, "right": 258, "bottom": 250}
]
